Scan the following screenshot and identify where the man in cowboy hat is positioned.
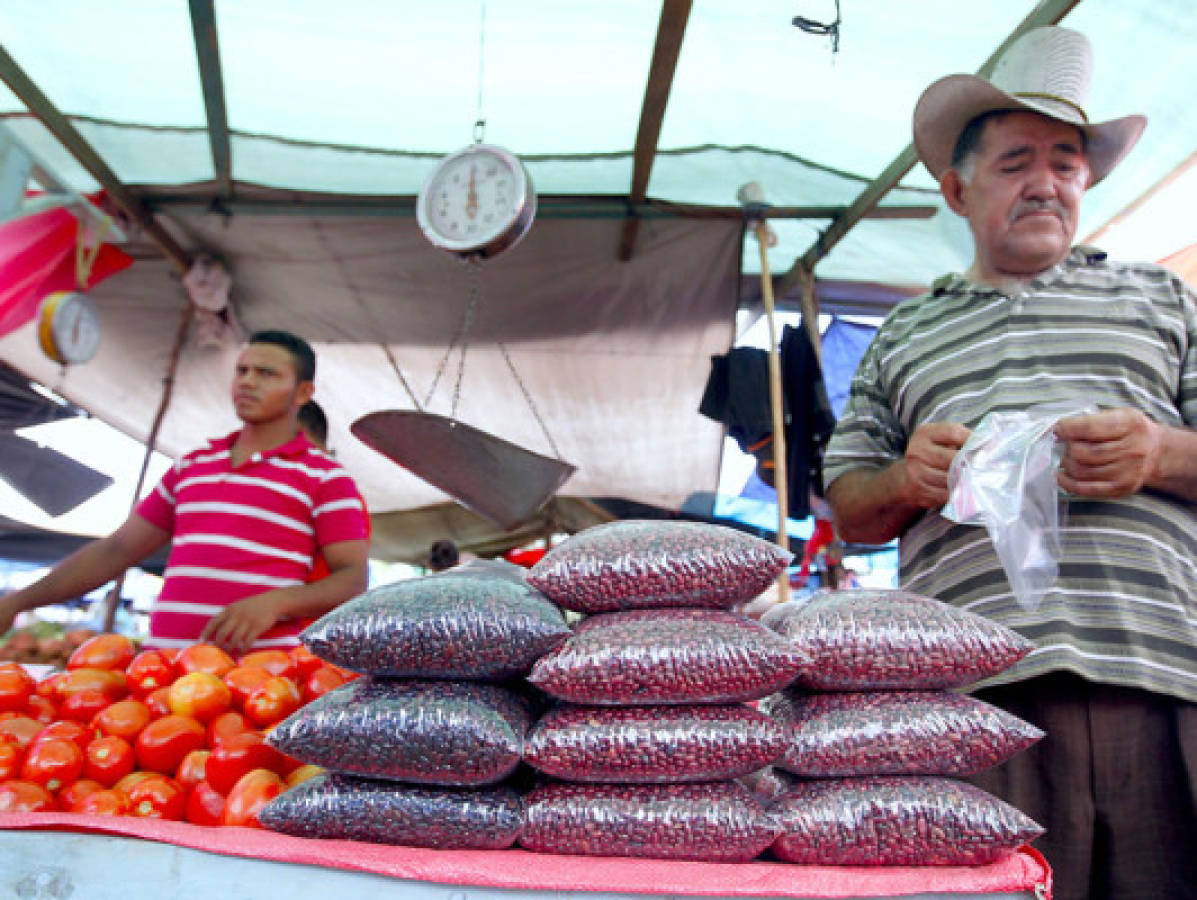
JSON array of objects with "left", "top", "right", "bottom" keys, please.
[{"left": 823, "top": 26, "right": 1196, "bottom": 900}]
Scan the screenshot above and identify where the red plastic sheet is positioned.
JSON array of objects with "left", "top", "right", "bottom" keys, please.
[{"left": 0, "top": 813, "right": 1051, "bottom": 898}]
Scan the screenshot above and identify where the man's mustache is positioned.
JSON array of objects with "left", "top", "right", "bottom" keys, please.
[{"left": 1010, "top": 198, "right": 1070, "bottom": 224}]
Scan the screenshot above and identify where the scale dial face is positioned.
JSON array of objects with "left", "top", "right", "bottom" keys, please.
[
  {"left": 38, "top": 291, "right": 102, "bottom": 366},
  {"left": 416, "top": 143, "right": 536, "bottom": 258}
]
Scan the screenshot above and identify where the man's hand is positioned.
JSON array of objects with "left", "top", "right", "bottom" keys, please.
[
  {"left": 1054, "top": 407, "right": 1163, "bottom": 498},
  {"left": 0, "top": 595, "right": 22, "bottom": 637},
  {"left": 200, "top": 593, "right": 286, "bottom": 656},
  {"left": 899, "top": 421, "right": 974, "bottom": 509}
]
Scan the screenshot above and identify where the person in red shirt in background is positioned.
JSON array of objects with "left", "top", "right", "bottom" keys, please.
[{"left": 0, "top": 331, "right": 370, "bottom": 654}]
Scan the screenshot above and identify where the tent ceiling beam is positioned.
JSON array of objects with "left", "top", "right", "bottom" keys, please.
[
  {"left": 188, "top": 0, "right": 233, "bottom": 200},
  {"left": 1083, "top": 149, "right": 1196, "bottom": 247},
  {"left": 0, "top": 46, "right": 192, "bottom": 273},
  {"left": 617, "top": 0, "right": 693, "bottom": 261},
  {"left": 774, "top": 0, "right": 1083, "bottom": 300}
]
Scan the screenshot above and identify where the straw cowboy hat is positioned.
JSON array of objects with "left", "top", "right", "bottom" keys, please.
[{"left": 913, "top": 26, "right": 1146, "bottom": 185}]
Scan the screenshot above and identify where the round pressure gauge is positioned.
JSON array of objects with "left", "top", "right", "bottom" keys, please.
[
  {"left": 416, "top": 143, "right": 537, "bottom": 259},
  {"left": 38, "top": 291, "right": 102, "bottom": 366}
]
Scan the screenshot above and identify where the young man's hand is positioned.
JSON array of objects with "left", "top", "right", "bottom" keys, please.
[{"left": 200, "top": 592, "right": 285, "bottom": 656}]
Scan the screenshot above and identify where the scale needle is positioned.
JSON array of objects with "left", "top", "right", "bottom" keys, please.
[{"left": 466, "top": 164, "right": 479, "bottom": 218}]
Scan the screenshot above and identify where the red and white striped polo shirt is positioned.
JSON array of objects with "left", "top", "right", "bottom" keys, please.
[{"left": 135, "top": 430, "right": 369, "bottom": 650}]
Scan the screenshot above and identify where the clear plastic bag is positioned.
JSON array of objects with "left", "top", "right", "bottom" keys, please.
[
  {"left": 524, "top": 702, "right": 790, "bottom": 783},
  {"left": 301, "top": 562, "right": 569, "bottom": 680},
  {"left": 260, "top": 773, "right": 523, "bottom": 849},
  {"left": 762, "top": 689, "right": 1043, "bottom": 777},
  {"left": 942, "top": 401, "right": 1095, "bottom": 611},
  {"left": 520, "top": 781, "right": 779, "bottom": 862},
  {"left": 528, "top": 608, "right": 809, "bottom": 705},
  {"left": 770, "top": 775, "right": 1043, "bottom": 866},
  {"left": 528, "top": 520, "right": 793, "bottom": 613}
]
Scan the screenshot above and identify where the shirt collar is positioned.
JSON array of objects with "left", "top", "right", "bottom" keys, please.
[
  {"left": 208, "top": 428, "right": 313, "bottom": 460},
  {"left": 931, "top": 245, "right": 1108, "bottom": 297}
]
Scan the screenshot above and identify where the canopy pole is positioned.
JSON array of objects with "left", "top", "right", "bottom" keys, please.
[{"left": 102, "top": 302, "right": 195, "bottom": 632}]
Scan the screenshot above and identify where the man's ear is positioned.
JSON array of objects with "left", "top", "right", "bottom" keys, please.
[
  {"left": 940, "top": 169, "right": 968, "bottom": 216},
  {"left": 296, "top": 380, "right": 315, "bottom": 406}
]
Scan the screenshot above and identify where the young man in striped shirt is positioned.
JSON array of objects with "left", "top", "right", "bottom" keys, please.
[
  {"left": 0, "top": 331, "right": 369, "bottom": 654},
  {"left": 824, "top": 28, "right": 1196, "bottom": 900}
]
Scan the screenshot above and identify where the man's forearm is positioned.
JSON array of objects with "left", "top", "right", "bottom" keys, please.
[
  {"left": 4, "top": 535, "right": 146, "bottom": 615},
  {"left": 268, "top": 563, "right": 369, "bottom": 621},
  {"left": 826, "top": 463, "right": 926, "bottom": 544},
  {"left": 1150, "top": 424, "right": 1197, "bottom": 503}
]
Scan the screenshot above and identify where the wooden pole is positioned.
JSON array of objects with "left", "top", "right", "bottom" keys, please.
[{"left": 754, "top": 221, "right": 790, "bottom": 605}]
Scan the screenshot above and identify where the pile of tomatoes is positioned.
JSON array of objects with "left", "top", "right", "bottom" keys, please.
[{"left": 0, "top": 634, "right": 354, "bottom": 826}]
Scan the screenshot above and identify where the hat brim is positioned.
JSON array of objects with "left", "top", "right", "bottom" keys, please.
[{"left": 913, "top": 74, "right": 1146, "bottom": 185}]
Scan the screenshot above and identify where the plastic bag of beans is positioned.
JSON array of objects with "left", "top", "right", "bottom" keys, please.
[
  {"left": 763, "top": 589, "right": 1033, "bottom": 690},
  {"left": 738, "top": 766, "right": 801, "bottom": 806},
  {"left": 520, "top": 781, "right": 779, "bottom": 862},
  {"left": 528, "top": 520, "right": 793, "bottom": 613},
  {"left": 528, "top": 609, "right": 808, "bottom": 705},
  {"left": 762, "top": 689, "right": 1044, "bottom": 777},
  {"left": 302, "top": 563, "right": 569, "bottom": 680},
  {"left": 267, "top": 678, "right": 534, "bottom": 786},
  {"left": 770, "top": 776, "right": 1044, "bottom": 866},
  {"left": 524, "top": 703, "right": 790, "bottom": 783},
  {"left": 260, "top": 772, "right": 523, "bottom": 849}
]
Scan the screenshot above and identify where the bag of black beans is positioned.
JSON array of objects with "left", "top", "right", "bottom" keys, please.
[
  {"left": 762, "top": 689, "right": 1044, "bottom": 777},
  {"left": 524, "top": 703, "right": 790, "bottom": 783},
  {"left": 520, "top": 781, "right": 779, "bottom": 862},
  {"left": 267, "top": 678, "right": 534, "bottom": 786},
  {"left": 763, "top": 589, "right": 1033, "bottom": 690},
  {"left": 528, "top": 609, "right": 808, "bottom": 705},
  {"left": 302, "top": 562, "right": 570, "bottom": 680},
  {"left": 528, "top": 520, "right": 792, "bottom": 613},
  {"left": 770, "top": 775, "right": 1044, "bottom": 866},
  {"left": 260, "top": 772, "right": 523, "bottom": 849}
]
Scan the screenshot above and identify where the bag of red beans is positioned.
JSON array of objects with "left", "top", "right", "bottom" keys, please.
[
  {"left": 524, "top": 702, "right": 790, "bottom": 783},
  {"left": 763, "top": 589, "right": 1033, "bottom": 690},
  {"left": 528, "top": 520, "right": 792, "bottom": 613},
  {"left": 520, "top": 781, "right": 779, "bottom": 862},
  {"left": 528, "top": 609, "right": 808, "bottom": 705},
  {"left": 762, "top": 689, "right": 1044, "bottom": 777},
  {"left": 267, "top": 678, "right": 534, "bottom": 786},
  {"left": 302, "top": 562, "right": 569, "bottom": 680},
  {"left": 770, "top": 775, "right": 1043, "bottom": 866},
  {"left": 260, "top": 772, "right": 523, "bottom": 849}
]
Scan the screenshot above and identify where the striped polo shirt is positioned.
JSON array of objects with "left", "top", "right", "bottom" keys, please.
[
  {"left": 824, "top": 246, "right": 1197, "bottom": 703},
  {"left": 135, "top": 430, "right": 369, "bottom": 649}
]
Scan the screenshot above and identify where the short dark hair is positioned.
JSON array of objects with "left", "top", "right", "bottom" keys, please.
[
  {"left": 249, "top": 330, "right": 316, "bottom": 382},
  {"left": 427, "top": 539, "right": 460, "bottom": 572},
  {"left": 951, "top": 109, "right": 1088, "bottom": 173},
  {"left": 297, "top": 400, "right": 328, "bottom": 446}
]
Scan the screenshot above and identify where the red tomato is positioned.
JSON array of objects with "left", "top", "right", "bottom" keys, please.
[
  {"left": 24, "top": 694, "right": 57, "bottom": 724},
  {"left": 126, "top": 774, "right": 186, "bottom": 819},
  {"left": 0, "top": 779, "right": 57, "bottom": 812},
  {"left": 0, "top": 742, "right": 23, "bottom": 780},
  {"left": 175, "top": 644, "right": 235, "bottom": 679},
  {"left": 32, "top": 720, "right": 93, "bottom": 756},
  {"left": 34, "top": 672, "right": 64, "bottom": 700},
  {"left": 184, "top": 779, "right": 226, "bottom": 826},
  {"left": 0, "top": 715, "right": 46, "bottom": 751},
  {"left": 243, "top": 676, "right": 301, "bottom": 728},
  {"left": 0, "top": 662, "right": 36, "bottom": 712},
  {"left": 302, "top": 666, "right": 347, "bottom": 704},
  {"left": 72, "top": 787, "right": 130, "bottom": 816},
  {"left": 57, "top": 778, "right": 104, "bottom": 808},
  {"left": 113, "top": 770, "right": 158, "bottom": 795},
  {"left": 175, "top": 749, "right": 210, "bottom": 789},
  {"left": 285, "top": 764, "right": 323, "bottom": 788},
  {"left": 205, "top": 710, "right": 252, "bottom": 747},
  {"left": 55, "top": 668, "right": 127, "bottom": 702},
  {"left": 21, "top": 737, "right": 84, "bottom": 792},
  {"left": 67, "top": 633, "right": 135, "bottom": 672},
  {"left": 135, "top": 715, "right": 206, "bottom": 775},
  {"left": 237, "top": 650, "right": 297, "bottom": 680},
  {"left": 58, "top": 689, "right": 112, "bottom": 723},
  {"left": 205, "top": 731, "right": 287, "bottom": 795},
  {"left": 83, "top": 735, "right": 136, "bottom": 788},
  {"left": 223, "top": 666, "right": 272, "bottom": 711},
  {"left": 144, "top": 686, "right": 173, "bottom": 718},
  {"left": 168, "top": 672, "right": 231, "bottom": 723},
  {"left": 92, "top": 699, "right": 152, "bottom": 741},
  {"left": 222, "top": 768, "right": 284, "bottom": 827},
  {"left": 125, "top": 649, "right": 177, "bottom": 696},
  {"left": 288, "top": 645, "right": 325, "bottom": 681}
]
